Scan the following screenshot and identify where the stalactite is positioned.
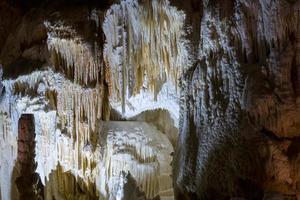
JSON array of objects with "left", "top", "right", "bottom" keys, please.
[
  {"left": 0, "top": 78, "right": 20, "bottom": 200},
  {"left": 56, "top": 83, "right": 102, "bottom": 143},
  {"left": 0, "top": 2, "right": 181, "bottom": 199},
  {"left": 45, "top": 21, "right": 102, "bottom": 86},
  {"left": 103, "top": 0, "right": 190, "bottom": 114},
  {"left": 0, "top": 112, "right": 18, "bottom": 200},
  {"left": 0, "top": 69, "right": 105, "bottom": 199}
]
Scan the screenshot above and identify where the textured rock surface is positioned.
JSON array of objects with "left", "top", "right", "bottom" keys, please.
[
  {"left": 174, "top": 0, "right": 300, "bottom": 199},
  {"left": 103, "top": 0, "right": 187, "bottom": 125},
  {"left": 44, "top": 164, "right": 99, "bottom": 200},
  {"left": 0, "top": 64, "right": 3, "bottom": 94},
  {"left": 0, "top": 1, "right": 21, "bottom": 52},
  {"left": 14, "top": 114, "right": 43, "bottom": 200},
  {"left": 129, "top": 109, "right": 178, "bottom": 148},
  {"left": 101, "top": 121, "right": 174, "bottom": 200},
  {"left": 0, "top": 67, "right": 174, "bottom": 199},
  {"left": 0, "top": 0, "right": 300, "bottom": 199}
]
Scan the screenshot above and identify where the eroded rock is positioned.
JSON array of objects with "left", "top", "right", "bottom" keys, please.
[
  {"left": 0, "top": 64, "right": 3, "bottom": 95},
  {"left": 174, "top": 0, "right": 300, "bottom": 199}
]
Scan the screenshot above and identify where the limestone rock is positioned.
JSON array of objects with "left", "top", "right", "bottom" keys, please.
[
  {"left": 102, "top": 121, "right": 174, "bottom": 200},
  {"left": 0, "top": 0, "right": 300, "bottom": 200},
  {"left": 173, "top": 0, "right": 300, "bottom": 199},
  {"left": 0, "top": 64, "right": 3, "bottom": 95}
]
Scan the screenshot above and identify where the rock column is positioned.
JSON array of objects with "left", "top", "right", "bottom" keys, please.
[{"left": 16, "top": 114, "right": 43, "bottom": 200}]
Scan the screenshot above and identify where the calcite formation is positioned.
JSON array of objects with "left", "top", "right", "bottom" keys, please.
[
  {"left": 0, "top": 0, "right": 300, "bottom": 199},
  {"left": 103, "top": 0, "right": 187, "bottom": 122},
  {"left": 174, "top": 0, "right": 300, "bottom": 199},
  {"left": 46, "top": 20, "right": 102, "bottom": 86},
  {"left": 102, "top": 121, "right": 174, "bottom": 200},
  {"left": 0, "top": 66, "right": 174, "bottom": 199}
]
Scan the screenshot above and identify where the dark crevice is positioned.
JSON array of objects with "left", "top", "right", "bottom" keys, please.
[
  {"left": 121, "top": 171, "right": 148, "bottom": 200},
  {"left": 261, "top": 127, "right": 300, "bottom": 141},
  {"left": 238, "top": 179, "right": 264, "bottom": 200},
  {"left": 287, "top": 139, "right": 300, "bottom": 160},
  {"left": 3, "top": 59, "right": 44, "bottom": 79},
  {"left": 261, "top": 127, "right": 283, "bottom": 142}
]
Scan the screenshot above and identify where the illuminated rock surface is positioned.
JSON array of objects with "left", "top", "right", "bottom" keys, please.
[
  {"left": 102, "top": 121, "right": 174, "bottom": 200},
  {"left": 0, "top": 68, "right": 174, "bottom": 199},
  {"left": 0, "top": 0, "right": 300, "bottom": 200},
  {"left": 103, "top": 0, "right": 188, "bottom": 125}
]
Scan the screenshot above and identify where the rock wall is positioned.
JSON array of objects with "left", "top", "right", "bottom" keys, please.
[
  {"left": 0, "top": 64, "right": 3, "bottom": 94},
  {"left": 0, "top": 0, "right": 21, "bottom": 52},
  {"left": 174, "top": 0, "right": 300, "bottom": 199}
]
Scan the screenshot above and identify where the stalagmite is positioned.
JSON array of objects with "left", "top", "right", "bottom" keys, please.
[
  {"left": 15, "top": 114, "right": 43, "bottom": 200},
  {"left": 0, "top": 1, "right": 181, "bottom": 199}
]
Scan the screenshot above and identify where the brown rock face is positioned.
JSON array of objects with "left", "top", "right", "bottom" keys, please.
[
  {"left": 0, "top": 0, "right": 21, "bottom": 52},
  {"left": 17, "top": 114, "right": 35, "bottom": 163},
  {"left": 0, "top": 64, "right": 3, "bottom": 95},
  {"left": 16, "top": 114, "right": 43, "bottom": 200},
  {"left": 173, "top": 0, "right": 300, "bottom": 199}
]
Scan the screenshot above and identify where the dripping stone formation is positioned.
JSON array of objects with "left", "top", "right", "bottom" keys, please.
[{"left": 0, "top": 0, "right": 300, "bottom": 200}]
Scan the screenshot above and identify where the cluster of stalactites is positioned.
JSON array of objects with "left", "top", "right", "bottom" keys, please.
[
  {"left": 4, "top": 69, "right": 104, "bottom": 190},
  {"left": 9, "top": 69, "right": 103, "bottom": 142},
  {"left": 103, "top": 0, "right": 189, "bottom": 112},
  {"left": 53, "top": 81, "right": 103, "bottom": 181},
  {"left": 0, "top": 78, "right": 18, "bottom": 200},
  {"left": 0, "top": 113, "right": 18, "bottom": 200},
  {"left": 45, "top": 21, "right": 101, "bottom": 86},
  {"left": 35, "top": 111, "right": 103, "bottom": 190},
  {"left": 57, "top": 84, "right": 102, "bottom": 143}
]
